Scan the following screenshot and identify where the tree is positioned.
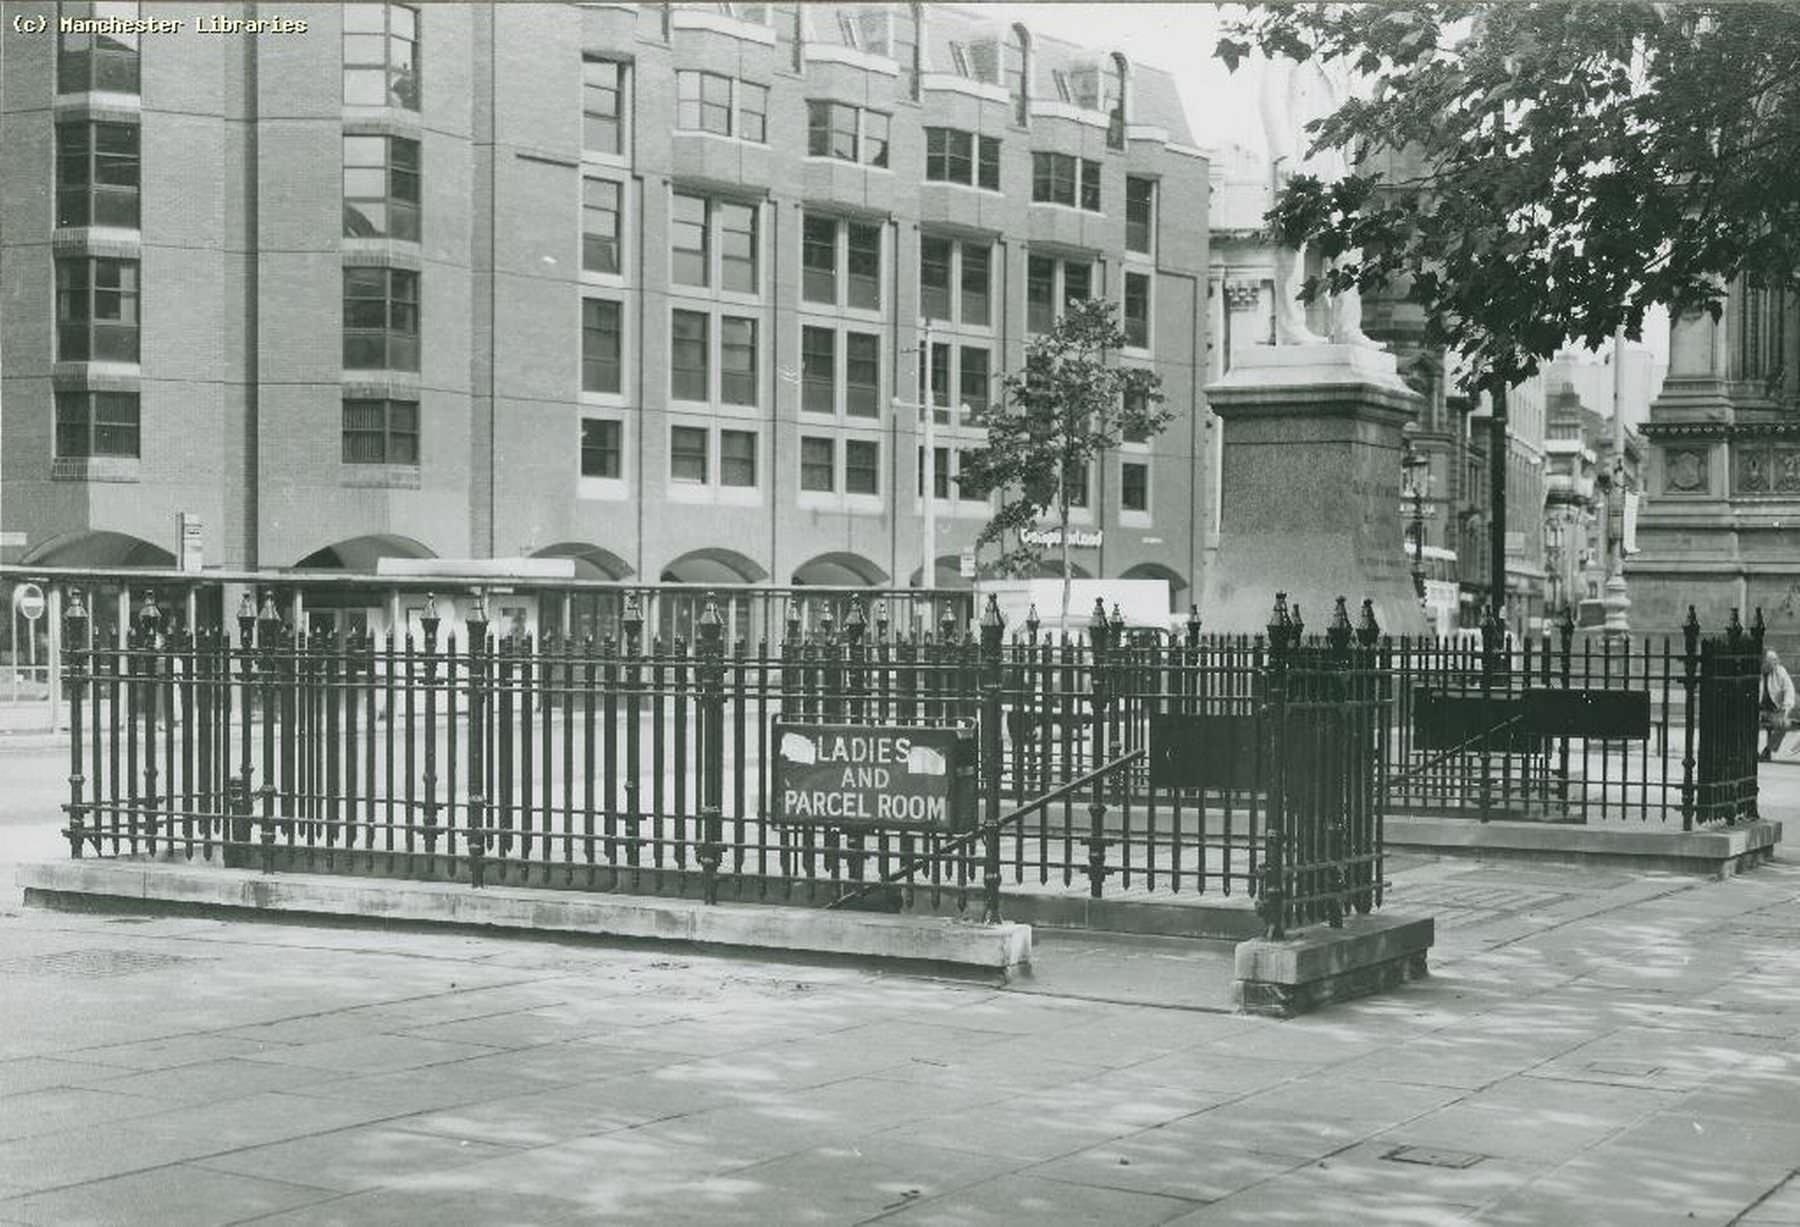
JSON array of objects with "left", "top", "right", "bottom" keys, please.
[
  {"left": 958, "top": 299, "right": 1169, "bottom": 626},
  {"left": 1217, "top": 3, "right": 1800, "bottom": 393}
]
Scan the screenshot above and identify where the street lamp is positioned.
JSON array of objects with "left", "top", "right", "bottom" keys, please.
[{"left": 1401, "top": 422, "right": 1429, "bottom": 604}]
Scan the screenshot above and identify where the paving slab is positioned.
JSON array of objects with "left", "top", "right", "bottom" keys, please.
[{"left": 0, "top": 1163, "right": 339, "bottom": 1227}]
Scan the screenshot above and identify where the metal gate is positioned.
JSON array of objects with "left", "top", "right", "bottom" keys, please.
[{"left": 1695, "top": 611, "right": 1762, "bottom": 826}]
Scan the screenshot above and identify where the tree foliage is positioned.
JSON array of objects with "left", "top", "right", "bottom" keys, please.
[
  {"left": 1217, "top": 3, "right": 1800, "bottom": 392},
  {"left": 958, "top": 299, "right": 1168, "bottom": 615}
]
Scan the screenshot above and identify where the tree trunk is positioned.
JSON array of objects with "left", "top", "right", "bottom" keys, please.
[{"left": 1059, "top": 495, "right": 1073, "bottom": 630}]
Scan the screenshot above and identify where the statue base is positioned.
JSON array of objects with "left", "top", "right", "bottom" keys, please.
[{"left": 1202, "top": 344, "right": 1429, "bottom": 637}]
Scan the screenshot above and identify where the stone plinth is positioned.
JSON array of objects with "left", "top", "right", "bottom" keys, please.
[
  {"left": 1203, "top": 344, "right": 1428, "bottom": 635},
  {"left": 1233, "top": 913, "right": 1435, "bottom": 1018}
]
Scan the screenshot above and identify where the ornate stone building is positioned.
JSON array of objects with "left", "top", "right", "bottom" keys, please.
[{"left": 1634, "top": 283, "right": 1799, "bottom": 648}]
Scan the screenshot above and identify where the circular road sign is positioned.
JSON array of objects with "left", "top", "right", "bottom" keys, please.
[{"left": 14, "top": 584, "right": 45, "bottom": 622}]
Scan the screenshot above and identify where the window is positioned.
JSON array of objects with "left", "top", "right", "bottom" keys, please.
[
  {"left": 671, "top": 310, "right": 709, "bottom": 400},
  {"left": 582, "top": 299, "right": 622, "bottom": 393},
  {"left": 56, "top": 257, "right": 139, "bottom": 363},
  {"left": 918, "top": 446, "right": 950, "bottom": 499},
  {"left": 1065, "top": 461, "right": 1089, "bottom": 508},
  {"left": 720, "top": 316, "right": 757, "bottom": 405},
  {"left": 342, "top": 267, "right": 418, "bottom": 370},
  {"left": 740, "top": 82, "right": 768, "bottom": 142},
  {"left": 1051, "top": 69, "right": 1072, "bottom": 102},
  {"left": 718, "top": 201, "right": 758, "bottom": 293},
  {"left": 846, "top": 333, "right": 880, "bottom": 417},
  {"left": 1027, "top": 255, "right": 1055, "bottom": 333},
  {"left": 957, "top": 449, "right": 986, "bottom": 501},
  {"left": 947, "top": 41, "right": 970, "bottom": 77},
  {"left": 342, "top": 134, "right": 419, "bottom": 240},
  {"left": 1126, "top": 176, "right": 1154, "bottom": 254},
  {"left": 582, "top": 178, "right": 621, "bottom": 274},
  {"left": 845, "top": 439, "right": 880, "bottom": 495},
  {"left": 671, "top": 193, "right": 708, "bottom": 287},
  {"left": 846, "top": 222, "right": 881, "bottom": 309},
  {"left": 580, "top": 418, "right": 621, "bottom": 478},
  {"left": 57, "top": 1, "right": 140, "bottom": 94},
  {"left": 1121, "top": 461, "right": 1148, "bottom": 512},
  {"left": 678, "top": 70, "right": 732, "bottom": 135},
  {"left": 961, "top": 244, "right": 991, "bottom": 326},
  {"left": 925, "top": 128, "right": 999, "bottom": 189},
  {"left": 800, "top": 437, "right": 835, "bottom": 491},
  {"left": 344, "top": 3, "right": 419, "bottom": 109},
  {"left": 921, "top": 236, "right": 952, "bottom": 321},
  {"left": 1064, "top": 260, "right": 1092, "bottom": 306},
  {"left": 1124, "top": 272, "right": 1150, "bottom": 347},
  {"left": 583, "top": 57, "right": 625, "bottom": 155},
  {"left": 671, "top": 426, "right": 709, "bottom": 483},
  {"left": 919, "top": 341, "right": 951, "bottom": 424},
  {"left": 802, "top": 326, "right": 835, "bottom": 413},
  {"left": 803, "top": 215, "right": 837, "bottom": 304},
  {"left": 1123, "top": 386, "right": 1150, "bottom": 443},
  {"left": 55, "top": 390, "right": 138, "bottom": 458},
  {"left": 1032, "top": 152, "right": 1075, "bottom": 206},
  {"left": 720, "top": 429, "right": 757, "bottom": 486},
  {"left": 1031, "top": 154, "right": 1100, "bottom": 211},
  {"left": 806, "top": 101, "right": 889, "bottom": 167},
  {"left": 343, "top": 398, "right": 419, "bottom": 465},
  {"left": 959, "top": 346, "right": 990, "bottom": 421},
  {"left": 837, "top": 10, "right": 860, "bottom": 48},
  {"left": 57, "top": 121, "right": 138, "bottom": 229}
]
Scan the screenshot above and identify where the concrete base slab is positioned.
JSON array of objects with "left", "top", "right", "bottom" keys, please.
[
  {"left": 1233, "top": 913, "right": 1434, "bottom": 1019},
  {"left": 1388, "top": 816, "right": 1782, "bottom": 878},
  {"left": 14, "top": 861, "right": 1032, "bottom": 980}
]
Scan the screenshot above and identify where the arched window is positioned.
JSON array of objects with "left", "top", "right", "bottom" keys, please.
[
  {"left": 1006, "top": 25, "right": 1030, "bottom": 125},
  {"left": 1106, "top": 52, "right": 1129, "bottom": 148}
]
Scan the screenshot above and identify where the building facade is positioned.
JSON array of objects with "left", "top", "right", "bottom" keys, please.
[{"left": 0, "top": 2, "right": 1211, "bottom": 618}]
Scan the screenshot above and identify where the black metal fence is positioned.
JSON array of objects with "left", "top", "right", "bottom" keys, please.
[{"left": 55, "top": 586, "right": 1765, "bottom": 940}]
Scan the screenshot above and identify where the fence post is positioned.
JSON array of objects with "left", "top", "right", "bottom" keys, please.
[
  {"left": 980, "top": 595, "right": 1006, "bottom": 924},
  {"left": 1356, "top": 598, "right": 1383, "bottom": 915},
  {"left": 1556, "top": 605, "right": 1575, "bottom": 803},
  {"left": 1681, "top": 606, "right": 1700, "bottom": 831},
  {"left": 697, "top": 594, "right": 727, "bottom": 905},
  {"left": 1258, "top": 593, "right": 1292, "bottom": 941},
  {"left": 465, "top": 594, "right": 488, "bottom": 889},
  {"left": 256, "top": 595, "right": 282, "bottom": 866},
  {"left": 64, "top": 591, "right": 88, "bottom": 859},
  {"left": 623, "top": 595, "right": 644, "bottom": 873},
  {"left": 137, "top": 595, "right": 162, "bottom": 852},
  {"left": 1324, "top": 597, "right": 1353, "bottom": 928},
  {"left": 1478, "top": 605, "right": 1501, "bottom": 823},
  {"left": 420, "top": 595, "right": 441, "bottom": 875},
  {"left": 1085, "top": 598, "right": 1111, "bottom": 900}
]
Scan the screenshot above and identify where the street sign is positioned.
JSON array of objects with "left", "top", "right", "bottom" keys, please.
[
  {"left": 179, "top": 512, "right": 204, "bottom": 573},
  {"left": 959, "top": 547, "right": 976, "bottom": 579},
  {"left": 13, "top": 584, "right": 45, "bottom": 622},
  {"left": 771, "top": 722, "right": 976, "bottom": 832}
]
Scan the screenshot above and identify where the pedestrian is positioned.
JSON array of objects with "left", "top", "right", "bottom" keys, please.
[{"left": 1761, "top": 649, "right": 1794, "bottom": 761}]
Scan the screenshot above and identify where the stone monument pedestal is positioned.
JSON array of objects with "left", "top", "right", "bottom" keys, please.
[{"left": 1202, "top": 344, "right": 1429, "bottom": 636}]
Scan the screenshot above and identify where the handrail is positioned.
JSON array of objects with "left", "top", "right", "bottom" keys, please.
[
  {"left": 1385, "top": 714, "right": 1525, "bottom": 788},
  {"left": 824, "top": 747, "right": 1149, "bottom": 911}
]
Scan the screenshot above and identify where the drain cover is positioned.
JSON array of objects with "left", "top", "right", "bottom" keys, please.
[
  {"left": 0, "top": 948, "right": 205, "bottom": 979},
  {"left": 1382, "top": 1146, "right": 1487, "bottom": 1170},
  {"left": 1584, "top": 1060, "right": 1664, "bottom": 1078}
]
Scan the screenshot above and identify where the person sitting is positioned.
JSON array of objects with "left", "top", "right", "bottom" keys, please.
[{"left": 1761, "top": 649, "right": 1795, "bottom": 761}]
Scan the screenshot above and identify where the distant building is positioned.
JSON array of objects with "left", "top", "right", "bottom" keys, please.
[{"left": 0, "top": 2, "right": 1212, "bottom": 631}]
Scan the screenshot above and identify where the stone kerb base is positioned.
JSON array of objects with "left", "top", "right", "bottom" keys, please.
[
  {"left": 1203, "top": 343, "right": 1429, "bottom": 637},
  {"left": 15, "top": 861, "right": 1033, "bottom": 980},
  {"left": 1233, "top": 913, "right": 1435, "bottom": 1018},
  {"left": 1387, "top": 815, "right": 1782, "bottom": 879}
]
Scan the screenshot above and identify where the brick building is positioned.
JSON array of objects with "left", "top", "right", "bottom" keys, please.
[{"left": 0, "top": 1, "right": 1212, "bottom": 628}]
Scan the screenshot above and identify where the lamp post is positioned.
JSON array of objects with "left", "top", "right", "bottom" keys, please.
[
  {"left": 1602, "top": 328, "right": 1632, "bottom": 641},
  {"left": 1401, "top": 422, "right": 1428, "bottom": 606}
]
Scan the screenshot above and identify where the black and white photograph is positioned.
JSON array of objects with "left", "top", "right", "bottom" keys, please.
[{"left": 0, "top": 1, "right": 1797, "bottom": 1222}]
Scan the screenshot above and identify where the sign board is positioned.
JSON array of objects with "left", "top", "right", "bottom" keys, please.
[
  {"left": 1021, "top": 526, "right": 1103, "bottom": 549},
  {"left": 178, "top": 513, "right": 203, "bottom": 574},
  {"left": 771, "top": 722, "right": 976, "bottom": 832},
  {"left": 13, "top": 584, "right": 45, "bottom": 622},
  {"left": 1623, "top": 492, "right": 1640, "bottom": 554},
  {"left": 1150, "top": 713, "right": 1260, "bottom": 791},
  {"left": 1519, "top": 688, "right": 1651, "bottom": 740},
  {"left": 958, "top": 547, "right": 976, "bottom": 579},
  {"left": 1410, "top": 688, "right": 1541, "bottom": 754}
]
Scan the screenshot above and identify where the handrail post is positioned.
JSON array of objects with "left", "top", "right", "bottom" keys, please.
[
  {"left": 697, "top": 594, "right": 726, "bottom": 905},
  {"left": 465, "top": 593, "right": 489, "bottom": 889},
  {"left": 64, "top": 590, "right": 88, "bottom": 858},
  {"left": 980, "top": 594, "right": 1006, "bottom": 924},
  {"left": 1478, "top": 605, "right": 1501, "bottom": 823}
]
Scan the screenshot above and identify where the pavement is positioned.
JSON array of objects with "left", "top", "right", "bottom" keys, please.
[{"left": 1, "top": 844, "right": 1798, "bottom": 1225}]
